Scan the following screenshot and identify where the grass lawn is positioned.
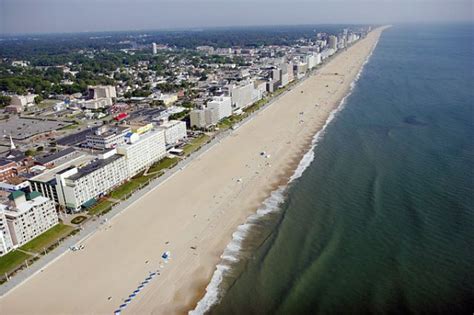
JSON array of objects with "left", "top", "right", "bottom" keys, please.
[
  {"left": 37, "top": 99, "right": 57, "bottom": 109},
  {"left": 147, "top": 157, "right": 178, "bottom": 174},
  {"left": 183, "top": 134, "right": 211, "bottom": 156},
  {"left": 87, "top": 200, "right": 114, "bottom": 216},
  {"left": 0, "top": 250, "right": 31, "bottom": 276},
  {"left": 71, "top": 215, "right": 87, "bottom": 225},
  {"left": 109, "top": 175, "right": 150, "bottom": 200},
  {"left": 20, "top": 223, "right": 75, "bottom": 254},
  {"left": 59, "top": 123, "right": 79, "bottom": 131}
]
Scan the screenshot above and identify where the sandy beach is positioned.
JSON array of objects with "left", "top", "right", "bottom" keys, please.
[{"left": 0, "top": 27, "right": 386, "bottom": 315}]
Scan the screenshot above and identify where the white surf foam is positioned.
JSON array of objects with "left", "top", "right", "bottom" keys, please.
[{"left": 190, "top": 38, "right": 380, "bottom": 315}]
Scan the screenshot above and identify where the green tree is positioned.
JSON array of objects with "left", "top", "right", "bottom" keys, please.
[
  {"left": 34, "top": 95, "right": 43, "bottom": 104},
  {"left": 25, "top": 149, "right": 36, "bottom": 156},
  {"left": 0, "top": 95, "right": 11, "bottom": 107}
]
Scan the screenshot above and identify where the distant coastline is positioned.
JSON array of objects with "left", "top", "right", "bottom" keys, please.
[
  {"left": 0, "top": 27, "right": 387, "bottom": 314},
  {"left": 190, "top": 26, "right": 386, "bottom": 315}
]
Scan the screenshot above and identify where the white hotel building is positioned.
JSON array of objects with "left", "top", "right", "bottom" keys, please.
[
  {"left": 56, "top": 150, "right": 129, "bottom": 211},
  {"left": 117, "top": 128, "right": 167, "bottom": 175},
  {"left": 207, "top": 96, "right": 232, "bottom": 121},
  {"left": 158, "top": 120, "right": 187, "bottom": 146},
  {"left": 0, "top": 191, "right": 58, "bottom": 256},
  {"left": 55, "top": 127, "right": 169, "bottom": 212},
  {"left": 0, "top": 211, "right": 13, "bottom": 256}
]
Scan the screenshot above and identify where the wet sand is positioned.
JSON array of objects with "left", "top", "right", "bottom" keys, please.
[{"left": 0, "top": 27, "right": 386, "bottom": 315}]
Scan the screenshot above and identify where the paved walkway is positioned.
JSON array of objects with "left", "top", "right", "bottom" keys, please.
[{"left": 0, "top": 72, "right": 310, "bottom": 297}]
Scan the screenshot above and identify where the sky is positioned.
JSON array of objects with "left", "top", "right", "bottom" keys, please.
[{"left": 0, "top": 0, "right": 472, "bottom": 34}]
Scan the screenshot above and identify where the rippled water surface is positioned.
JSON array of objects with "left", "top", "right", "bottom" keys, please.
[{"left": 210, "top": 24, "right": 474, "bottom": 315}]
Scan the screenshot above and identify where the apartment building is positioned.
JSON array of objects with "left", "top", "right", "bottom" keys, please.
[
  {"left": 86, "top": 125, "right": 131, "bottom": 149},
  {"left": 10, "top": 94, "right": 37, "bottom": 108},
  {"left": 206, "top": 96, "right": 232, "bottom": 121},
  {"left": 0, "top": 211, "right": 13, "bottom": 256},
  {"left": 29, "top": 152, "right": 95, "bottom": 205},
  {"left": 56, "top": 150, "right": 128, "bottom": 211},
  {"left": 190, "top": 108, "right": 219, "bottom": 129},
  {"left": 88, "top": 85, "right": 117, "bottom": 99},
  {"left": 0, "top": 191, "right": 58, "bottom": 256},
  {"left": 228, "top": 81, "right": 257, "bottom": 110},
  {"left": 157, "top": 120, "right": 187, "bottom": 146},
  {"left": 117, "top": 128, "right": 167, "bottom": 176}
]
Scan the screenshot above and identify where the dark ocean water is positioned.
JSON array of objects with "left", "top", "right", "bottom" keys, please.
[{"left": 210, "top": 24, "right": 474, "bottom": 314}]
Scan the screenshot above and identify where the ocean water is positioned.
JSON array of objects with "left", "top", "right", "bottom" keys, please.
[{"left": 203, "top": 24, "right": 474, "bottom": 314}]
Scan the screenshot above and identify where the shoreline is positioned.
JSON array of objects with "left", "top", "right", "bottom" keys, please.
[
  {"left": 0, "top": 27, "right": 387, "bottom": 315},
  {"left": 190, "top": 31, "right": 383, "bottom": 314}
]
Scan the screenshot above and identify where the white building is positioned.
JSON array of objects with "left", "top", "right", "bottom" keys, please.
[
  {"left": 10, "top": 94, "right": 37, "bottom": 108},
  {"left": 228, "top": 81, "right": 258, "bottom": 110},
  {"left": 29, "top": 152, "right": 96, "bottom": 206},
  {"left": 117, "top": 128, "right": 167, "bottom": 176},
  {"left": 88, "top": 85, "right": 117, "bottom": 99},
  {"left": 157, "top": 93, "right": 178, "bottom": 106},
  {"left": 207, "top": 96, "right": 232, "bottom": 121},
  {"left": 82, "top": 97, "right": 113, "bottom": 109},
  {"left": 152, "top": 42, "right": 158, "bottom": 55},
  {"left": 0, "top": 211, "right": 13, "bottom": 256},
  {"left": 190, "top": 108, "right": 219, "bottom": 128},
  {"left": 295, "top": 62, "right": 309, "bottom": 78},
  {"left": 157, "top": 120, "right": 187, "bottom": 146},
  {"left": 0, "top": 191, "right": 58, "bottom": 256},
  {"left": 86, "top": 126, "right": 131, "bottom": 149},
  {"left": 196, "top": 46, "right": 215, "bottom": 54},
  {"left": 328, "top": 35, "right": 338, "bottom": 50},
  {"left": 190, "top": 110, "right": 206, "bottom": 128},
  {"left": 56, "top": 150, "right": 129, "bottom": 211}
]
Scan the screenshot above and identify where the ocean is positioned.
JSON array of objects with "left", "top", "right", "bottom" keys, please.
[{"left": 195, "top": 24, "right": 474, "bottom": 314}]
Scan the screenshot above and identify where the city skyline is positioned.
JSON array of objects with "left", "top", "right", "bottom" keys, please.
[{"left": 1, "top": 0, "right": 472, "bottom": 35}]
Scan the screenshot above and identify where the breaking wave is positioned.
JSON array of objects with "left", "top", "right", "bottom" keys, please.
[{"left": 190, "top": 38, "right": 379, "bottom": 315}]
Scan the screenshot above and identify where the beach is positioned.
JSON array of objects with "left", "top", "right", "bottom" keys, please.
[{"left": 0, "top": 27, "right": 386, "bottom": 315}]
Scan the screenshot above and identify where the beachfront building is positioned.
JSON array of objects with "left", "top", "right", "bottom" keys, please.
[
  {"left": 190, "top": 108, "right": 219, "bottom": 129},
  {"left": 56, "top": 150, "right": 128, "bottom": 212},
  {"left": 328, "top": 35, "right": 338, "bottom": 50},
  {"left": 0, "top": 191, "right": 58, "bottom": 255},
  {"left": 228, "top": 81, "right": 257, "bottom": 110},
  {"left": 157, "top": 120, "right": 187, "bottom": 146},
  {"left": 287, "top": 62, "right": 295, "bottom": 82},
  {"left": 116, "top": 128, "right": 167, "bottom": 176},
  {"left": 305, "top": 53, "right": 321, "bottom": 70},
  {"left": 29, "top": 152, "right": 96, "bottom": 206},
  {"left": 206, "top": 96, "right": 232, "bottom": 121},
  {"left": 86, "top": 125, "right": 131, "bottom": 149},
  {"left": 294, "top": 62, "right": 309, "bottom": 79},
  {"left": 128, "top": 122, "right": 153, "bottom": 135},
  {"left": 0, "top": 211, "right": 13, "bottom": 256},
  {"left": 35, "top": 148, "right": 78, "bottom": 169}
]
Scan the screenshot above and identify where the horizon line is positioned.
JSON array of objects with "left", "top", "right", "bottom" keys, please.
[{"left": 1, "top": 21, "right": 471, "bottom": 38}]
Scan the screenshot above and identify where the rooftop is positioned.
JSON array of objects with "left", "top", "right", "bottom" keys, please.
[
  {"left": 30, "top": 153, "right": 95, "bottom": 183},
  {"left": 67, "top": 154, "right": 124, "bottom": 181},
  {"left": 35, "top": 147, "right": 76, "bottom": 165}
]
